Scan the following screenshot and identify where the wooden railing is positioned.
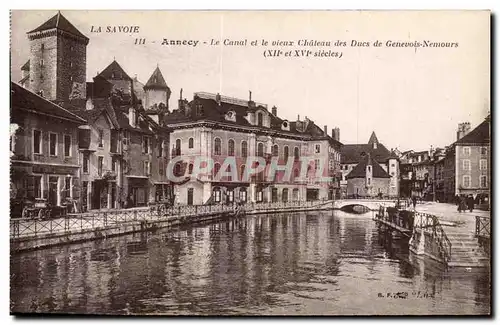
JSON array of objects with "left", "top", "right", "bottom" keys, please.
[
  {"left": 413, "top": 212, "right": 452, "bottom": 264},
  {"left": 475, "top": 216, "right": 490, "bottom": 239}
]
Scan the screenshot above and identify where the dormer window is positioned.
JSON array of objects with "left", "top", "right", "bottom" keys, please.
[
  {"left": 360, "top": 151, "right": 366, "bottom": 157},
  {"left": 373, "top": 142, "right": 377, "bottom": 149},
  {"left": 196, "top": 103, "right": 204, "bottom": 116},
  {"left": 112, "top": 72, "right": 115, "bottom": 78},
  {"left": 257, "top": 112, "right": 263, "bottom": 126},
  {"left": 225, "top": 110, "right": 236, "bottom": 122},
  {"left": 281, "top": 120, "right": 290, "bottom": 131}
]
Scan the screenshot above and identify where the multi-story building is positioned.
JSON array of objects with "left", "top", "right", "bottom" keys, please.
[
  {"left": 73, "top": 61, "right": 171, "bottom": 210},
  {"left": 10, "top": 82, "right": 86, "bottom": 215},
  {"left": 340, "top": 132, "right": 399, "bottom": 198},
  {"left": 443, "top": 117, "right": 490, "bottom": 203},
  {"left": 163, "top": 92, "right": 342, "bottom": 205}
]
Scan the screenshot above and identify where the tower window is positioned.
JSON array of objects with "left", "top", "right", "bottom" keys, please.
[
  {"left": 70, "top": 62, "right": 73, "bottom": 68},
  {"left": 70, "top": 76, "right": 73, "bottom": 82},
  {"left": 41, "top": 43, "right": 44, "bottom": 51},
  {"left": 40, "top": 59, "right": 44, "bottom": 67}
]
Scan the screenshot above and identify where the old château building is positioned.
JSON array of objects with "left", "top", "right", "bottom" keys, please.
[
  {"left": 340, "top": 132, "right": 399, "bottom": 198},
  {"left": 163, "top": 92, "right": 342, "bottom": 205}
]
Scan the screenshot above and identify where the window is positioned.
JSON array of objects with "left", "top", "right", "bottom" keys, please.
[
  {"left": 228, "top": 139, "right": 235, "bottom": 156},
  {"left": 174, "top": 163, "right": 182, "bottom": 177},
  {"left": 189, "top": 137, "right": 194, "bottom": 149},
  {"left": 213, "top": 163, "right": 221, "bottom": 179},
  {"left": 64, "top": 135, "right": 71, "bottom": 157},
  {"left": 294, "top": 146, "right": 300, "bottom": 160},
  {"left": 462, "top": 159, "right": 471, "bottom": 171},
  {"left": 239, "top": 188, "right": 247, "bottom": 202},
  {"left": 240, "top": 165, "right": 246, "bottom": 181},
  {"left": 213, "top": 188, "right": 221, "bottom": 202},
  {"left": 294, "top": 168, "right": 299, "bottom": 180},
  {"left": 33, "top": 175, "right": 42, "bottom": 199},
  {"left": 257, "top": 113, "right": 263, "bottom": 126},
  {"left": 284, "top": 146, "right": 289, "bottom": 162},
  {"left": 112, "top": 157, "right": 118, "bottom": 172},
  {"left": 315, "top": 144, "right": 321, "bottom": 154},
  {"left": 40, "top": 59, "right": 44, "bottom": 67},
  {"left": 64, "top": 177, "right": 71, "bottom": 198},
  {"left": 188, "top": 163, "right": 194, "bottom": 174},
  {"left": 480, "top": 159, "right": 487, "bottom": 170},
  {"left": 241, "top": 141, "right": 248, "bottom": 157},
  {"left": 391, "top": 163, "right": 395, "bottom": 168},
  {"left": 257, "top": 143, "right": 264, "bottom": 157},
  {"left": 98, "top": 156, "right": 103, "bottom": 176},
  {"left": 144, "top": 161, "right": 151, "bottom": 176},
  {"left": 481, "top": 147, "right": 488, "bottom": 155},
  {"left": 462, "top": 147, "right": 471, "bottom": 156},
  {"left": 282, "top": 188, "right": 289, "bottom": 202},
  {"left": 214, "top": 138, "right": 221, "bottom": 155},
  {"left": 227, "top": 190, "right": 234, "bottom": 203},
  {"left": 480, "top": 175, "right": 487, "bottom": 188},
  {"left": 256, "top": 190, "right": 263, "bottom": 202},
  {"left": 463, "top": 175, "right": 471, "bottom": 188},
  {"left": 142, "top": 136, "right": 150, "bottom": 154},
  {"left": 98, "top": 129, "right": 104, "bottom": 148},
  {"left": 367, "top": 178, "right": 371, "bottom": 185},
  {"left": 196, "top": 104, "right": 204, "bottom": 116},
  {"left": 49, "top": 133, "right": 57, "bottom": 156},
  {"left": 175, "top": 139, "right": 181, "bottom": 156},
  {"left": 367, "top": 166, "right": 371, "bottom": 173},
  {"left": 315, "top": 159, "right": 320, "bottom": 171},
  {"left": 273, "top": 144, "right": 279, "bottom": 156},
  {"left": 159, "top": 161, "right": 164, "bottom": 176},
  {"left": 83, "top": 153, "right": 89, "bottom": 173},
  {"left": 33, "top": 130, "right": 42, "bottom": 154}
]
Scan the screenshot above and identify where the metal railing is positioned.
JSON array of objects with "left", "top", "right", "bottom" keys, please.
[
  {"left": 475, "top": 216, "right": 490, "bottom": 239},
  {"left": 413, "top": 212, "right": 452, "bottom": 264},
  {"left": 375, "top": 205, "right": 414, "bottom": 231},
  {"left": 10, "top": 200, "right": 330, "bottom": 240}
]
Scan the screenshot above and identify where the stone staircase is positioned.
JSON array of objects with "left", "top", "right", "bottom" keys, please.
[{"left": 446, "top": 232, "right": 490, "bottom": 268}]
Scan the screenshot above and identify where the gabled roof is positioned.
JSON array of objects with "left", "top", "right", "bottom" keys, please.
[
  {"left": 454, "top": 118, "right": 490, "bottom": 145},
  {"left": 341, "top": 143, "right": 392, "bottom": 164},
  {"left": 11, "top": 82, "right": 85, "bottom": 124},
  {"left": 27, "top": 11, "right": 88, "bottom": 41},
  {"left": 97, "top": 60, "right": 132, "bottom": 81},
  {"left": 346, "top": 154, "right": 391, "bottom": 179},
  {"left": 144, "top": 67, "right": 169, "bottom": 90},
  {"left": 163, "top": 94, "right": 333, "bottom": 140},
  {"left": 21, "top": 60, "right": 30, "bottom": 71}
]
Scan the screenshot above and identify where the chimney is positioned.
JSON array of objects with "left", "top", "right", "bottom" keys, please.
[
  {"left": 323, "top": 125, "right": 328, "bottom": 136},
  {"left": 271, "top": 106, "right": 277, "bottom": 116},
  {"left": 297, "top": 114, "right": 300, "bottom": 121},
  {"left": 128, "top": 107, "right": 136, "bottom": 127},
  {"left": 216, "top": 93, "right": 221, "bottom": 105},
  {"left": 248, "top": 90, "right": 255, "bottom": 107},
  {"left": 456, "top": 122, "right": 472, "bottom": 141},
  {"left": 178, "top": 88, "right": 184, "bottom": 111},
  {"left": 334, "top": 127, "right": 340, "bottom": 142}
]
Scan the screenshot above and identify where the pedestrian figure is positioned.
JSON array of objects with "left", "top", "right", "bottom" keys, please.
[
  {"left": 467, "top": 195, "right": 474, "bottom": 212},
  {"left": 412, "top": 196, "right": 417, "bottom": 210}
]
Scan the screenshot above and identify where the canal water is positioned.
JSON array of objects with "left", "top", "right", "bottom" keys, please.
[{"left": 10, "top": 210, "right": 490, "bottom": 315}]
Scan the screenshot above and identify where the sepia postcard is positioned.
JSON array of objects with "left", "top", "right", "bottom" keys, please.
[{"left": 9, "top": 10, "right": 491, "bottom": 316}]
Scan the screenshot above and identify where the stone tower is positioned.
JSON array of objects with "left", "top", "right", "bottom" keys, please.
[
  {"left": 143, "top": 66, "right": 171, "bottom": 109},
  {"left": 26, "top": 11, "right": 89, "bottom": 101}
]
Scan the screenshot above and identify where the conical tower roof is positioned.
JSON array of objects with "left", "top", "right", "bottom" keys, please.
[
  {"left": 144, "top": 67, "right": 169, "bottom": 90},
  {"left": 368, "top": 131, "right": 379, "bottom": 145},
  {"left": 28, "top": 11, "right": 88, "bottom": 41}
]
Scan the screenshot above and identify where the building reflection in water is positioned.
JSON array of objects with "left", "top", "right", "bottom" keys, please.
[{"left": 10, "top": 210, "right": 490, "bottom": 315}]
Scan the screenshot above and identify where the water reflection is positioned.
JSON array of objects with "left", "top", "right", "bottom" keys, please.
[{"left": 10, "top": 210, "right": 490, "bottom": 315}]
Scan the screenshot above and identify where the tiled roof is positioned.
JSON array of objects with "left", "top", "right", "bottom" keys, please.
[
  {"left": 11, "top": 82, "right": 85, "bottom": 123},
  {"left": 21, "top": 60, "right": 30, "bottom": 71},
  {"left": 144, "top": 67, "right": 169, "bottom": 90},
  {"left": 455, "top": 118, "right": 490, "bottom": 145},
  {"left": 27, "top": 12, "right": 88, "bottom": 41},
  {"left": 97, "top": 60, "right": 132, "bottom": 81},
  {"left": 341, "top": 143, "right": 391, "bottom": 164},
  {"left": 163, "top": 95, "right": 334, "bottom": 139},
  {"left": 346, "top": 154, "right": 391, "bottom": 179}
]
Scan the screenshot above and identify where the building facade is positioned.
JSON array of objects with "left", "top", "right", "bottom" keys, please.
[
  {"left": 164, "top": 92, "right": 342, "bottom": 205},
  {"left": 443, "top": 117, "right": 490, "bottom": 203},
  {"left": 10, "top": 82, "right": 86, "bottom": 216},
  {"left": 340, "top": 132, "right": 399, "bottom": 198}
]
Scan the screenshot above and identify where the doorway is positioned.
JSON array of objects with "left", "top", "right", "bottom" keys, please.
[
  {"left": 48, "top": 176, "right": 58, "bottom": 206},
  {"left": 187, "top": 188, "right": 194, "bottom": 205}
]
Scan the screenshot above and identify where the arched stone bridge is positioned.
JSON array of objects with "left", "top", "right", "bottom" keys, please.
[{"left": 335, "top": 199, "right": 398, "bottom": 211}]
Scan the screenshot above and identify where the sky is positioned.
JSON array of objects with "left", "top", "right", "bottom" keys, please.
[{"left": 10, "top": 10, "right": 490, "bottom": 152}]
